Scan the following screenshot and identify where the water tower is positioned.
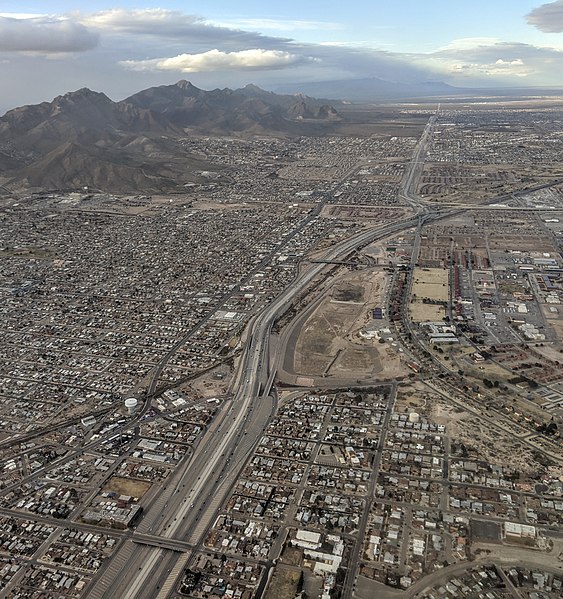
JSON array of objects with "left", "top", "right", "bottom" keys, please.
[{"left": 124, "top": 397, "right": 138, "bottom": 415}]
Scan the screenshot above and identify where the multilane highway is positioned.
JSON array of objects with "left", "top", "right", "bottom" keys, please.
[
  {"left": 89, "top": 206, "right": 441, "bottom": 599},
  {"left": 5, "top": 105, "right": 560, "bottom": 597},
  {"left": 90, "top": 109, "right": 449, "bottom": 598}
]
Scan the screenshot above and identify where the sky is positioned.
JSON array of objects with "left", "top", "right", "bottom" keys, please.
[{"left": 0, "top": 1, "right": 562, "bottom": 112}]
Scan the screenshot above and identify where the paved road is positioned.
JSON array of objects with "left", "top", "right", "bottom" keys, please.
[
  {"left": 87, "top": 108, "right": 563, "bottom": 597},
  {"left": 88, "top": 108, "right": 451, "bottom": 598},
  {"left": 342, "top": 383, "right": 398, "bottom": 599},
  {"left": 88, "top": 209, "right": 436, "bottom": 598}
]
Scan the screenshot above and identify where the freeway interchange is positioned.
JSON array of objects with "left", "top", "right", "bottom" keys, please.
[
  {"left": 89, "top": 115, "right": 442, "bottom": 599},
  {"left": 19, "top": 107, "right": 557, "bottom": 597},
  {"left": 3, "top": 101, "right": 563, "bottom": 599},
  {"left": 78, "top": 111, "right": 535, "bottom": 598},
  {"left": 93, "top": 207, "right": 433, "bottom": 599}
]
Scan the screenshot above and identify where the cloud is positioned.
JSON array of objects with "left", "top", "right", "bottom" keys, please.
[
  {"left": 0, "top": 14, "right": 98, "bottom": 53},
  {"left": 0, "top": 13, "right": 45, "bottom": 19},
  {"left": 450, "top": 58, "right": 530, "bottom": 78},
  {"left": 211, "top": 18, "right": 342, "bottom": 32},
  {"left": 411, "top": 39, "right": 563, "bottom": 82},
  {"left": 82, "top": 8, "right": 204, "bottom": 36},
  {"left": 438, "top": 37, "right": 502, "bottom": 51},
  {"left": 527, "top": 1, "right": 563, "bottom": 33},
  {"left": 80, "top": 8, "right": 289, "bottom": 48},
  {"left": 120, "top": 48, "right": 308, "bottom": 73},
  {"left": 69, "top": 8, "right": 431, "bottom": 82}
]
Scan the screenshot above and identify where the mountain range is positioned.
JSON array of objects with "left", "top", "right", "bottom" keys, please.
[{"left": 0, "top": 81, "right": 341, "bottom": 194}]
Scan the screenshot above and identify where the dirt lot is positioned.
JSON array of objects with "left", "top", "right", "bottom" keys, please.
[
  {"left": 102, "top": 476, "right": 152, "bottom": 499},
  {"left": 292, "top": 269, "right": 407, "bottom": 381},
  {"left": 182, "top": 364, "right": 232, "bottom": 399},
  {"left": 471, "top": 538, "right": 563, "bottom": 571},
  {"left": 410, "top": 267, "right": 449, "bottom": 322},
  {"left": 542, "top": 306, "right": 563, "bottom": 339},
  {"left": 411, "top": 267, "right": 449, "bottom": 300},
  {"left": 458, "top": 356, "right": 513, "bottom": 380},
  {"left": 355, "top": 575, "right": 404, "bottom": 599},
  {"left": 264, "top": 566, "right": 302, "bottom": 599},
  {"left": 296, "top": 302, "right": 364, "bottom": 375},
  {"left": 332, "top": 345, "right": 381, "bottom": 373},
  {"left": 528, "top": 338, "right": 563, "bottom": 362},
  {"left": 409, "top": 302, "right": 446, "bottom": 321},
  {"left": 489, "top": 235, "right": 557, "bottom": 252},
  {"left": 395, "top": 382, "right": 552, "bottom": 477}
]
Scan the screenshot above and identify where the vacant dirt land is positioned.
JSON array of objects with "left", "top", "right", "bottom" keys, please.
[
  {"left": 102, "top": 476, "right": 151, "bottom": 499},
  {"left": 186, "top": 365, "right": 231, "bottom": 399},
  {"left": 355, "top": 575, "right": 404, "bottom": 599},
  {"left": 264, "top": 566, "right": 302, "bottom": 599},
  {"left": 410, "top": 267, "right": 449, "bottom": 322},
  {"left": 470, "top": 539, "right": 563, "bottom": 571},
  {"left": 542, "top": 306, "right": 563, "bottom": 339},
  {"left": 528, "top": 338, "right": 563, "bottom": 362},
  {"left": 291, "top": 269, "right": 407, "bottom": 381}
]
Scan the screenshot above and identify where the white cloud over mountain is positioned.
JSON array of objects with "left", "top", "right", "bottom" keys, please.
[
  {"left": 120, "top": 49, "right": 307, "bottom": 73},
  {"left": 0, "top": 7, "right": 562, "bottom": 113}
]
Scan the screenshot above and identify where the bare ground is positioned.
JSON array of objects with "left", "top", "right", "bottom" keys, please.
[{"left": 292, "top": 269, "right": 407, "bottom": 381}]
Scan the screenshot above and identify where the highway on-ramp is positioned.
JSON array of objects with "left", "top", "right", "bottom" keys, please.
[
  {"left": 90, "top": 209, "right": 434, "bottom": 599},
  {"left": 91, "top": 110, "right": 450, "bottom": 598}
]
